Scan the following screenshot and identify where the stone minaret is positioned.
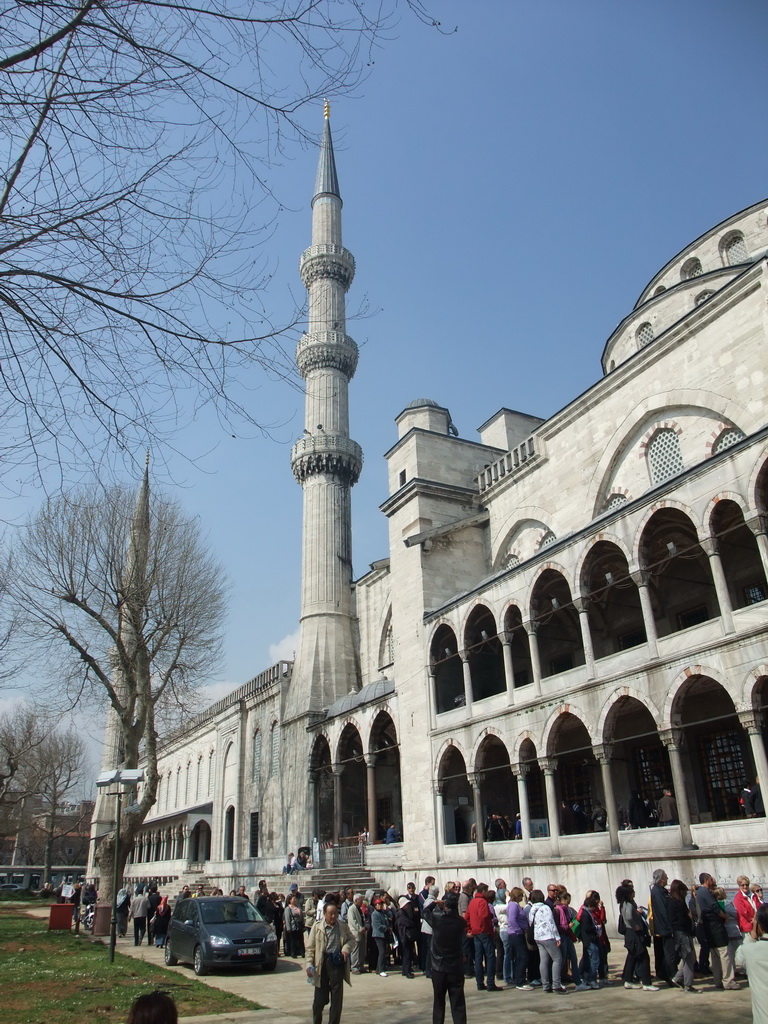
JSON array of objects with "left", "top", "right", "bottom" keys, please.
[{"left": 287, "top": 104, "right": 362, "bottom": 717}]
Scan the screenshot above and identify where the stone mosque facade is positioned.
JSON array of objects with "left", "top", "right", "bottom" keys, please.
[{"left": 105, "top": 114, "right": 768, "bottom": 895}]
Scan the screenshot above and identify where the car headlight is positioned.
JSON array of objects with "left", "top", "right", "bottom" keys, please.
[{"left": 208, "top": 935, "right": 231, "bottom": 947}]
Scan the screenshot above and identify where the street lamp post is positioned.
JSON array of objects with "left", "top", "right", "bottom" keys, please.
[{"left": 95, "top": 768, "right": 145, "bottom": 963}]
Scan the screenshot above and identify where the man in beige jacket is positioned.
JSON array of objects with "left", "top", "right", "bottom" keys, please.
[{"left": 306, "top": 902, "right": 356, "bottom": 1024}]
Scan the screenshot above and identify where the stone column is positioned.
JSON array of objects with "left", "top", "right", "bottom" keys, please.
[
  {"left": 501, "top": 632, "right": 516, "bottom": 704},
  {"left": 524, "top": 621, "right": 542, "bottom": 695},
  {"left": 738, "top": 711, "right": 768, "bottom": 797},
  {"left": 575, "top": 598, "right": 596, "bottom": 678},
  {"left": 433, "top": 781, "right": 445, "bottom": 861},
  {"left": 365, "top": 754, "right": 378, "bottom": 843},
  {"left": 701, "top": 538, "right": 735, "bottom": 634},
  {"left": 467, "top": 772, "right": 485, "bottom": 862},
  {"left": 594, "top": 744, "right": 621, "bottom": 854},
  {"left": 308, "top": 771, "right": 318, "bottom": 846},
  {"left": 460, "top": 652, "right": 473, "bottom": 711},
  {"left": 539, "top": 758, "right": 560, "bottom": 855},
  {"left": 632, "top": 571, "right": 659, "bottom": 659},
  {"left": 332, "top": 764, "right": 344, "bottom": 843},
  {"left": 746, "top": 515, "right": 768, "bottom": 580},
  {"left": 427, "top": 668, "right": 437, "bottom": 730},
  {"left": 659, "top": 730, "right": 695, "bottom": 849},
  {"left": 512, "top": 763, "right": 531, "bottom": 860}
]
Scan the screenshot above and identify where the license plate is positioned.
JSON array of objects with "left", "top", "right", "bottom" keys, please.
[{"left": 238, "top": 948, "right": 262, "bottom": 957}]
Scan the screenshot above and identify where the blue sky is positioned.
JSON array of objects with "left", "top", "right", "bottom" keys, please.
[{"left": 7, "top": 0, "right": 768, "bottom": 716}]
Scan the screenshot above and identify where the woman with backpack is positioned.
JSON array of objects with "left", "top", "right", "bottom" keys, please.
[{"left": 526, "top": 889, "right": 565, "bottom": 993}]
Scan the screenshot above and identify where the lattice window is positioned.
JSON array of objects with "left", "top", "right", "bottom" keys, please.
[
  {"left": 647, "top": 428, "right": 684, "bottom": 485},
  {"left": 253, "top": 730, "right": 262, "bottom": 783},
  {"left": 605, "top": 493, "right": 628, "bottom": 511},
  {"left": 539, "top": 530, "right": 556, "bottom": 549},
  {"left": 632, "top": 743, "right": 667, "bottom": 801},
  {"left": 698, "top": 729, "right": 747, "bottom": 820},
  {"left": 270, "top": 721, "right": 280, "bottom": 776},
  {"left": 712, "top": 427, "right": 745, "bottom": 454},
  {"left": 724, "top": 234, "right": 749, "bottom": 265},
  {"left": 681, "top": 257, "right": 702, "bottom": 280},
  {"left": 636, "top": 322, "right": 654, "bottom": 347},
  {"left": 504, "top": 552, "right": 521, "bottom": 568},
  {"left": 384, "top": 625, "right": 394, "bottom": 665},
  {"left": 695, "top": 290, "right": 715, "bottom": 306}
]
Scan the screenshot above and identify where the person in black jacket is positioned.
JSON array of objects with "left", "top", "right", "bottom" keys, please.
[
  {"left": 422, "top": 894, "right": 467, "bottom": 1024},
  {"left": 696, "top": 873, "right": 735, "bottom": 989},
  {"left": 649, "top": 868, "right": 677, "bottom": 985},
  {"left": 668, "top": 879, "right": 697, "bottom": 991}
]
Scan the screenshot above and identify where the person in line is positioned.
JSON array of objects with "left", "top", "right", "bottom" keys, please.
[
  {"left": 616, "top": 880, "right": 658, "bottom": 992},
  {"left": 116, "top": 886, "right": 131, "bottom": 938},
  {"left": 129, "top": 886, "right": 150, "bottom": 946},
  {"left": 697, "top": 872, "right": 735, "bottom": 989},
  {"left": 527, "top": 888, "right": 564, "bottom": 994},
  {"left": 422, "top": 893, "right": 468, "bottom": 1024},
  {"left": 464, "top": 882, "right": 500, "bottom": 991},
  {"left": 668, "top": 879, "right": 697, "bottom": 992},
  {"left": 306, "top": 902, "right": 356, "bottom": 1024},
  {"left": 152, "top": 896, "right": 171, "bottom": 948},
  {"left": 371, "top": 896, "right": 390, "bottom": 977},
  {"left": 346, "top": 893, "right": 367, "bottom": 973},
  {"left": 504, "top": 887, "right": 530, "bottom": 989}
]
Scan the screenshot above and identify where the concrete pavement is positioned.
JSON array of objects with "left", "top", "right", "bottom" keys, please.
[{"left": 106, "top": 933, "right": 754, "bottom": 1024}]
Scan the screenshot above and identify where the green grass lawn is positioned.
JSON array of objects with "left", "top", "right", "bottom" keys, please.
[{"left": 0, "top": 907, "right": 263, "bottom": 1024}]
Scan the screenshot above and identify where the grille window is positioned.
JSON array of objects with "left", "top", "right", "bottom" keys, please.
[
  {"left": 712, "top": 427, "right": 745, "bottom": 454},
  {"left": 699, "top": 729, "right": 747, "bottom": 820},
  {"left": 724, "top": 234, "right": 749, "bottom": 265},
  {"left": 681, "top": 257, "right": 702, "bottom": 280},
  {"left": 636, "top": 322, "right": 654, "bottom": 347},
  {"left": 253, "top": 731, "right": 261, "bottom": 782},
  {"left": 270, "top": 721, "right": 280, "bottom": 776},
  {"left": 647, "top": 428, "right": 684, "bottom": 485},
  {"left": 605, "top": 493, "right": 628, "bottom": 511},
  {"left": 695, "top": 290, "right": 715, "bottom": 306},
  {"left": 539, "top": 530, "right": 556, "bottom": 549}
]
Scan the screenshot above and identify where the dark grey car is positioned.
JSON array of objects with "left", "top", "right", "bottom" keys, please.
[{"left": 165, "top": 896, "right": 278, "bottom": 975}]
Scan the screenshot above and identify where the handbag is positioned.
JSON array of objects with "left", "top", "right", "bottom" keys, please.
[{"left": 569, "top": 917, "right": 581, "bottom": 940}]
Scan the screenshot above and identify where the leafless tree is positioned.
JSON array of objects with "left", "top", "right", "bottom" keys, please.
[
  {"left": 0, "top": 0, "right": 442, "bottom": 486},
  {"left": 7, "top": 472, "right": 227, "bottom": 897},
  {"left": 0, "top": 705, "right": 47, "bottom": 817}
]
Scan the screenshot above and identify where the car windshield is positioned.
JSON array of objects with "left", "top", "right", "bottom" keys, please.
[{"left": 200, "top": 901, "right": 263, "bottom": 925}]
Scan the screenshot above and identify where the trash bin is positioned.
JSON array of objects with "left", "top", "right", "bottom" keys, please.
[
  {"left": 92, "top": 904, "right": 113, "bottom": 937},
  {"left": 48, "top": 904, "right": 75, "bottom": 931}
]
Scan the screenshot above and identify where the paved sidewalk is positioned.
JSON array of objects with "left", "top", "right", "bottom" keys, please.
[
  {"left": 27, "top": 909, "right": 753, "bottom": 1023},
  {"left": 104, "top": 935, "right": 754, "bottom": 1024}
]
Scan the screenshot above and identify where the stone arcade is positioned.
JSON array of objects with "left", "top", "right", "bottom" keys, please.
[{"left": 91, "top": 112, "right": 768, "bottom": 896}]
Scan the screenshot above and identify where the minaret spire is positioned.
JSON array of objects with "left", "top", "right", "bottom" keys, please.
[{"left": 287, "top": 107, "right": 362, "bottom": 716}]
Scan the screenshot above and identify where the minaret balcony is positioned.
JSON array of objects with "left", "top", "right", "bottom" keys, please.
[
  {"left": 291, "top": 434, "right": 363, "bottom": 485},
  {"left": 296, "top": 331, "right": 359, "bottom": 379},
  {"left": 300, "top": 244, "right": 356, "bottom": 290}
]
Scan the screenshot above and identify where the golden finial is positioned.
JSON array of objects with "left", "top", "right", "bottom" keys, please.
[{"left": 324, "top": 98, "right": 330, "bottom": 120}]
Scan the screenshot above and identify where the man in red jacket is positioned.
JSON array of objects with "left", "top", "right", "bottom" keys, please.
[{"left": 464, "top": 884, "right": 501, "bottom": 991}]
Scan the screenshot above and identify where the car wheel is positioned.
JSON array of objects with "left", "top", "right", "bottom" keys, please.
[
  {"left": 164, "top": 942, "right": 178, "bottom": 966},
  {"left": 262, "top": 960, "right": 276, "bottom": 972},
  {"left": 193, "top": 945, "right": 208, "bottom": 976}
]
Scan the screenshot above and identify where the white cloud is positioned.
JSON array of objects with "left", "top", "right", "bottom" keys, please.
[{"left": 269, "top": 629, "right": 299, "bottom": 664}]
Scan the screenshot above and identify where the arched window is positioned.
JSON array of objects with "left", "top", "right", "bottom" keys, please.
[
  {"left": 722, "top": 232, "right": 749, "bottom": 266},
  {"left": 174, "top": 767, "right": 181, "bottom": 805},
  {"left": 270, "top": 721, "right": 280, "bottom": 776},
  {"left": 647, "top": 428, "right": 684, "bottom": 485},
  {"left": 604, "top": 493, "right": 628, "bottom": 512},
  {"left": 196, "top": 756, "right": 203, "bottom": 801},
  {"left": 695, "top": 290, "right": 715, "bottom": 306},
  {"left": 184, "top": 762, "right": 190, "bottom": 804},
  {"left": 539, "top": 530, "right": 556, "bottom": 550},
  {"left": 712, "top": 427, "right": 745, "bottom": 455},
  {"left": 681, "top": 257, "right": 702, "bottom": 281},
  {"left": 654, "top": 285, "right": 666, "bottom": 295},
  {"left": 636, "top": 322, "right": 654, "bottom": 347},
  {"left": 252, "top": 730, "right": 262, "bottom": 782},
  {"left": 504, "top": 551, "right": 521, "bottom": 569}
]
